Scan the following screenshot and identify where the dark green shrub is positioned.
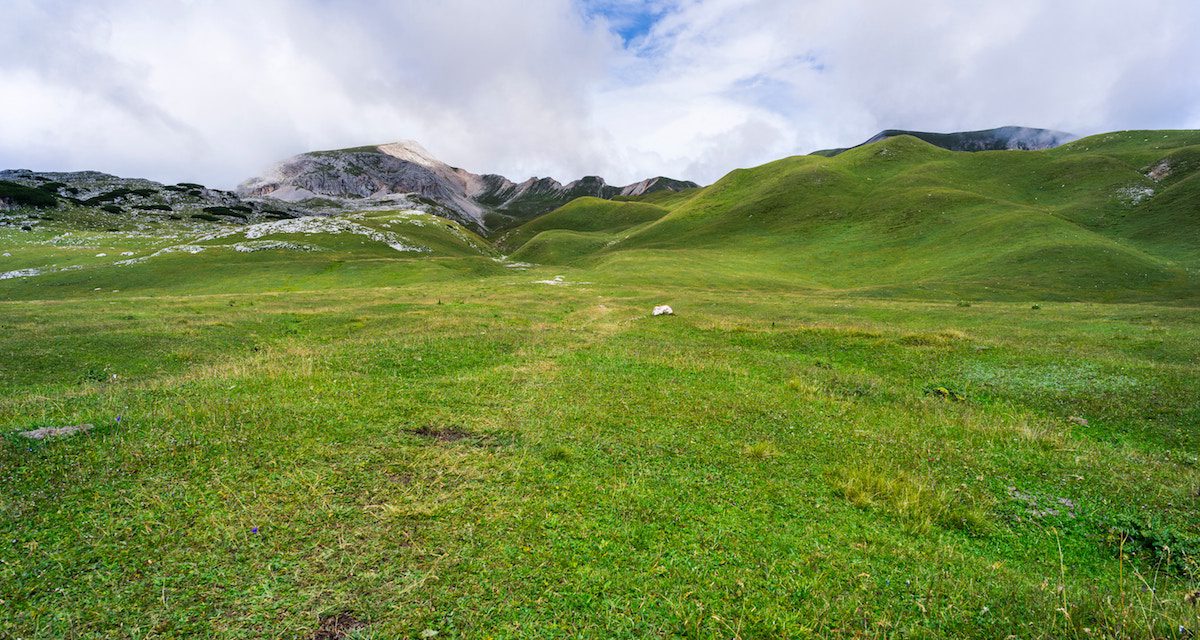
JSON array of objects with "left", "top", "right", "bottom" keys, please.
[
  {"left": 0, "top": 181, "right": 58, "bottom": 208},
  {"left": 100, "top": 204, "right": 123, "bottom": 214},
  {"left": 190, "top": 213, "right": 219, "bottom": 222},
  {"left": 203, "top": 206, "right": 248, "bottom": 219}
]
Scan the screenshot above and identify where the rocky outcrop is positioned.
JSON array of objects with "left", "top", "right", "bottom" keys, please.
[
  {"left": 0, "top": 169, "right": 302, "bottom": 221},
  {"left": 238, "top": 140, "right": 699, "bottom": 232}
]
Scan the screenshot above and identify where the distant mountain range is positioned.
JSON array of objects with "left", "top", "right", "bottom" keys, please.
[
  {"left": 2, "top": 127, "right": 1082, "bottom": 237},
  {"left": 236, "top": 140, "right": 699, "bottom": 231},
  {"left": 810, "top": 126, "right": 1076, "bottom": 157}
]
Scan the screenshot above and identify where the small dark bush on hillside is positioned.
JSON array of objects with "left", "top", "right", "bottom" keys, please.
[
  {"left": 135, "top": 204, "right": 172, "bottom": 211},
  {"left": 203, "top": 206, "right": 248, "bottom": 219},
  {"left": 164, "top": 185, "right": 188, "bottom": 192},
  {"left": 100, "top": 204, "right": 123, "bottom": 214},
  {"left": 191, "top": 213, "right": 219, "bottom": 222},
  {"left": 82, "top": 188, "right": 134, "bottom": 205},
  {"left": 187, "top": 190, "right": 203, "bottom": 197},
  {"left": 130, "top": 188, "right": 157, "bottom": 197},
  {"left": 263, "top": 209, "right": 295, "bottom": 219},
  {"left": 0, "top": 181, "right": 59, "bottom": 208},
  {"left": 177, "top": 182, "right": 204, "bottom": 190},
  {"left": 36, "top": 182, "right": 66, "bottom": 193},
  {"left": 80, "top": 366, "right": 111, "bottom": 384}
]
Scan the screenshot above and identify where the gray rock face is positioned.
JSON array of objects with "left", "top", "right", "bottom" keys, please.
[{"left": 238, "top": 140, "right": 700, "bottom": 232}]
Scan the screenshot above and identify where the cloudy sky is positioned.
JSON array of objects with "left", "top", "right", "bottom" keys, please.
[{"left": 2, "top": 0, "right": 1199, "bottom": 188}]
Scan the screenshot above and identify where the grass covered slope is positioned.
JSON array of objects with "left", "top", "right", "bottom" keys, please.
[
  {"left": 500, "top": 197, "right": 670, "bottom": 250},
  {"left": 1, "top": 277, "right": 1198, "bottom": 638},
  {"left": 512, "top": 131, "right": 1200, "bottom": 301},
  {"left": 500, "top": 197, "right": 671, "bottom": 264}
]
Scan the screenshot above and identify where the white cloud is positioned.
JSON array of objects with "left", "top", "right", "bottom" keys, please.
[{"left": 2, "top": 0, "right": 1198, "bottom": 188}]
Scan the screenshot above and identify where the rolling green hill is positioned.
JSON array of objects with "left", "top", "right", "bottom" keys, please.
[
  {"left": 505, "top": 130, "right": 1200, "bottom": 302},
  {"left": 498, "top": 197, "right": 671, "bottom": 255}
]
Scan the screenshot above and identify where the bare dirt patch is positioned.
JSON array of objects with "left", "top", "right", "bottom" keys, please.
[
  {"left": 411, "top": 424, "right": 474, "bottom": 442},
  {"left": 312, "top": 612, "right": 366, "bottom": 639}
]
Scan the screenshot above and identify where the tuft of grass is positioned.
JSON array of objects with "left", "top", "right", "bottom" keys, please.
[
  {"left": 742, "top": 440, "right": 781, "bottom": 460},
  {"left": 831, "top": 466, "right": 991, "bottom": 535}
]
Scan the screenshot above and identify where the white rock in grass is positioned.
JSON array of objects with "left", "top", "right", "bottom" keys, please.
[{"left": 653, "top": 305, "right": 674, "bottom": 316}]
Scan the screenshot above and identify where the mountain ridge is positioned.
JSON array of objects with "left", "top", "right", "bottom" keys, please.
[
  {"left": 237, "top": 140, "right": 699, "bottom": 232},
  {"left": 810, "top": 125, "right": 1076, "bottom": 157}
]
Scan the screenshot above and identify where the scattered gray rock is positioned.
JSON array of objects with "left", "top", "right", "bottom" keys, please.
[
  {"left": 19, "top": 423, "right": 94, "bottom": 440},
  {"left": 1067, "top": 415, "right": 1089, "bottom": 426},
  {"left": 1008, "top": 486, "right": 1077, "bottom": 520},
  {"left": 653, "top": 305, "right": 674, "bottom": 316},
  {"left": 1146, "top": 159, "right": 1172, "bottom": 182}
]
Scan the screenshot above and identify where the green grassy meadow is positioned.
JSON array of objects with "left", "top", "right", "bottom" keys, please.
[{"left": 2, "top": 132, "right": 1199, "bottom": 638}]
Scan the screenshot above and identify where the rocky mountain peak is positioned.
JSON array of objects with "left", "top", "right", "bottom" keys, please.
[{"left": 238, "top": 141, "right": 700, "bottom": 233}]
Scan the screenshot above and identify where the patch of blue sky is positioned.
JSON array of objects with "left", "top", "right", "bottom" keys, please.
[{"left": 578, "top": 0, "right": 674, "bottom": 45}]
